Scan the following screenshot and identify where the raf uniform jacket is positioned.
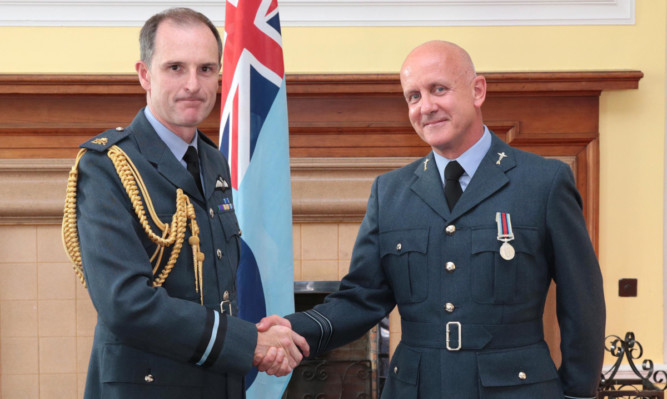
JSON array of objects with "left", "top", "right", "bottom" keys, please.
[
  {"left": 287, "top": 132, "right": 605, "bottom": 399},
  {"left": 76, "top": 110, "right": 256, "bottom": 399}
]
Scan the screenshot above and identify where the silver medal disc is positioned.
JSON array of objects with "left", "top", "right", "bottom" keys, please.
[{"left": 499, "top": 242, "right": 515, "bottom": 260}]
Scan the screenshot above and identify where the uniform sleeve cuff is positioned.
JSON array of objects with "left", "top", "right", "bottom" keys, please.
[
  {"left": 189, "top": 309, "right": 227, "bottom": 367},
  {"left": 191, "top": 309, "right": 258, "bottom": 375},
  {"left": 215, "top": 314, "right": 257, "bottom": 374},
  {"left": 286, "top": 310, "right": 333, "bottom": 358}
]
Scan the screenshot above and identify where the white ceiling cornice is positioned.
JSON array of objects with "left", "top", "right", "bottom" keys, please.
[{"left": 0, "top": 0, "right": 634, "bottom": 27}]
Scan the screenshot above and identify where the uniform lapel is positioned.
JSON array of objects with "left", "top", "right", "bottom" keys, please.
[
  {"left": 197, "top": 133, "right": 224, "bottom": 202},
  {"left": 130, "top": 110, "right": 204, "bottom": 202},
  {"left": 410, "top": 153, "right": 451, "bottom": 221},
  {"left": 449, "top": 134, "right": 516, "bottom": 220}
]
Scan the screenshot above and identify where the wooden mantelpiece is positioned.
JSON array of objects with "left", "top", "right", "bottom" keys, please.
[
  {"left": 0, "top": 72, "right": 641, "bottom": 158},
  {"left": 0, "top": 72, "right": 643, "bottom": 247}
]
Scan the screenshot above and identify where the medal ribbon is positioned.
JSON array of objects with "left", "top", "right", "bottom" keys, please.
[{"left": 496, "top": 212, "right": 515, "bottom": 242}]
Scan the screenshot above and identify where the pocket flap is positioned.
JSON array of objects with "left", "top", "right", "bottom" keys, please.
[
  {"left": 218, "top": 210, "right": 241, "bottom": 242},
  {"left": 389, "top": 344, "right": 421, "bottom": 385},
  {"left": 101, "top": 344, "right": 203, "bottom": 387},
  {"left": 477, "top": 343, "right": 558, "bottom": 387},
  {"left": 380, "top": 228, "right": 428, "bottom": 257},
  {"left": 471, "top": 227, "right": 538, "bottom": 255}
]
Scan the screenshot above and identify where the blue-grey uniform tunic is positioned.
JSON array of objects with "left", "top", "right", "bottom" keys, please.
[
  {"left": 287, "top": 132, "right": 605, "bottom": 399},
  {"left": 76, "top": 110, "right": 256, "bottom": 399}
]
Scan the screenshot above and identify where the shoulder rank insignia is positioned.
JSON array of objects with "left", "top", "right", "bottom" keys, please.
[
  {"left": 81, "top": 126, "right": 130, "bottom": 152},
  {"left": 91, "top": 138, "right": 108, "bottom": 146}
]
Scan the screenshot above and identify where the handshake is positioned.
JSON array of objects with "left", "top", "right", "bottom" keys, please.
[{"left": 253, "top": 315, "right": 310, "bottom": 377}]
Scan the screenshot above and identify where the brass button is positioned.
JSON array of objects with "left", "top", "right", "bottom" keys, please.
[
  {"left": 209, "top": 208, "right": 215, "bottom": 218},
  {"left": 445, "top": 303, "right": 455, "bottom": 313},
  {"left": 518, "top": 371, "right": 527, "bottom": 380},
  {"left": 445, "top": 225, "right": 456, "bottom": 235},
  {"left": 115, "top": 126, "right": 124, "bottom": 132},
  {"left": 396, "top": 243, "right": 402, "bottom": 252},
  {"left": 217, "top": 249, "right": 223, "bottom": 259},
  {"left": 144, "top": 374, "right": 154, "bottom": 383},
  {"left": 445, "top": 262, "right": 456, "bottom": 272}
]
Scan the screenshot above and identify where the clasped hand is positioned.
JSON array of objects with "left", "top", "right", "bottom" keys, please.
[{"left": 254, "top": 315, "right": 309, "bottom": 377}]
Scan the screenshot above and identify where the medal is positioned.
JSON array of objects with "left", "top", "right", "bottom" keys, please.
[
  {"left": 499, "top": 241, "right": 515, "bottom": 261},
  {"left": 495, "top": 212, "right": 515, "bottom": 261}
]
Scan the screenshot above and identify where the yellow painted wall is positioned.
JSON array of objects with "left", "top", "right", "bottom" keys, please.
[{"left": 0, "top": 0, "right": 664, "bottom": 363}]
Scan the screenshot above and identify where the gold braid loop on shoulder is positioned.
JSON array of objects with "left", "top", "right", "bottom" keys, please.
[
  {"left": 62, "top": 148, "right": 88, "bottom": 287},
  {"left": 61, "top": 145, "right": 206, "bottom": 304}
]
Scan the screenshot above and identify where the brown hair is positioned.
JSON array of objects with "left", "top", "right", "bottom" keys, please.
[{"left": 139, "top": 7, "right": 222, "bottom": 67}]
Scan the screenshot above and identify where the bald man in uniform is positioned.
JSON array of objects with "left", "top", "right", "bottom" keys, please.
[{"left": 259, "top": 41, "right": 605, "bottom": 399}]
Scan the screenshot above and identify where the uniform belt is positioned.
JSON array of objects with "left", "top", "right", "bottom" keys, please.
[{"left": 400, "top": 319, "right": 544, "bottom": 351}]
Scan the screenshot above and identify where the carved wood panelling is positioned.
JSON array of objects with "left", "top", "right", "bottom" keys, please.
[{"left": 0, "top": 72, "right": 643, "bottom": 248}]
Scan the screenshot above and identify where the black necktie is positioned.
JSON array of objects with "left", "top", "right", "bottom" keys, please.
[
  {"left": 444, "top": 160, "right": 464, "bottom": 211},
  {"left": 183, "top": 146, "right": 204, "bottom": 196}
]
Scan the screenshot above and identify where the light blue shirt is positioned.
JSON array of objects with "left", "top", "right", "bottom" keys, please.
[
  {"left": 432, "top": 125, "right": 492, "bottom": 192},
  {"left": 144, "top": 107, "right": 204, "bottom": 193},
  {"left": 144, "top": 107, "right": 198, "bottom": 170}
]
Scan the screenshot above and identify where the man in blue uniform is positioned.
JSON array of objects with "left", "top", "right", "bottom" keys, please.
[
  {"left": 258, "top": 41, "right": 605, "bottom": 398},
  {"left": 63, "top": 8, "right": 307, "bottom": 399}
]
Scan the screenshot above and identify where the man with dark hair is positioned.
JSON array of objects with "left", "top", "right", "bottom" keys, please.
[
  {"left": 258, "top": 40, "right": 605, "bottom": 399},
  {"left": 63, "top": 8, "right": 307, "bottom": 398},
  {"left": 138, "top": 7, "right": 223, "bottom": 68}
]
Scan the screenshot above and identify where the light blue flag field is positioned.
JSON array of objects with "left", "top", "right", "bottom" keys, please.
[{"left": 219, "top": 0, "right": 295, "bottom": 396}]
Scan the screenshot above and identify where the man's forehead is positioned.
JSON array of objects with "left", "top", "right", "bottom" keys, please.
[
  {"left": 154, "top": 19, "right": 214, "bottom": 44},
  {"left": 152, "top": 22, "right": 218, "bottom": 60},
  {"left": 401, "top": 60, "right": 459, "bottom": 86}
]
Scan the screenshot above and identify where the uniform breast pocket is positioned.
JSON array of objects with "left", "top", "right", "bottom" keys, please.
[
  {"left": 217, "top": 209, "right": 241, "bottom": 263},
  {"left": 211, "top": 191, "right": 241, "bottom": 243},
  {"left": 380, "top": 228, "right": 429, "bottom": 304},
  {"left": 217, "top": 210, "right": 241, "bottom": 242},
  {"left": 470, "top": 226, "right": 538, "bottom": 304}
]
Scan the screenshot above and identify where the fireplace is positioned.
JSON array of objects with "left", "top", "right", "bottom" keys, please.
[{"left": 284, "top": 281, "right": 389, "bottom": 399}]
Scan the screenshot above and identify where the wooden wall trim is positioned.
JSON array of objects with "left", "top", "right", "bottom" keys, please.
[
  {"left": 291, "top": 157, "right": 415, "bottom": 223},
  {"left": 0, "top": 157, "right": 412, "bottom": 225},
  {"left": 0, "top": 71, "right": 642, "bottom": 94},
  {"left": 0, "top": 72, "right": 644, "bottom": 250},
  {"left": 0, "top": 158, "right": 71, "bottom": 224}
]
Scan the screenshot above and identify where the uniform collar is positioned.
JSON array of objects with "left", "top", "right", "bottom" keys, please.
[
  {"left": 144, "top": 107, "right": 198, "bottom": 168},
  {"left": 432, "top": 125, "right": 492, "bottom": 190}
]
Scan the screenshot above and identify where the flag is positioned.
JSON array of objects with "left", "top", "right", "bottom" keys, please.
[{"left": 219, "top": 0, "right": 294, "bottom": 396}]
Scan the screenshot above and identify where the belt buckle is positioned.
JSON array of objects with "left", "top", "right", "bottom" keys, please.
[
  {"left": 221, "top": 291, "right": 233, "bottom": 316},
  {"left": 446, "top": 321, "right": 462, "bottom": 351},
  {"left": 220, "top": 300, "right": 232, "bottom": 316}
]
